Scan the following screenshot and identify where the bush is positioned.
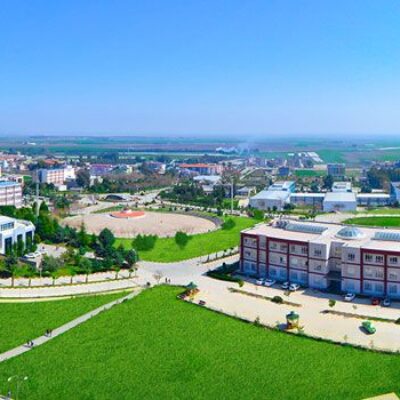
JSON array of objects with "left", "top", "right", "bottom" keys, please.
[
  {"left": 329, "top": 299, "right": 336, "bottom": 308},
  {"left": 175, "top": 231, "right": 190, "bottom": 248},
  {"left": 222, "top": 218, "right": 236, "bottom": 230},
  {"left": 271, "top": 296, "right": 283, "bottom": 304},
  {"left": 132, "top": 234, "right": 158, "bottom": 251},
  {"left": 396, "top": 318, "right": 400, "bottom": 325}
]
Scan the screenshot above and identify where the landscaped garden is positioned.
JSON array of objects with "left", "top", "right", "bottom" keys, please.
[
  {"left": 344, "top": 216, "right": 400, "bottom": 227},
  {"left": 116, "top": 215, "right": 257, "bottom": 262},
  {"left": 0, "top": 286, "right": 400, "bottom": 399},
  {"left": 0, "top": 291, "right": 128, "bottom": 353}
]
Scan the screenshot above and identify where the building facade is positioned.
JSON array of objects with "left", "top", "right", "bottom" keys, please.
[
  {"left": 35, "top": 168, "right": 65, "bottom": 185},
  {"left": 240, "top": 219, "right": 400, "bottom": 298},
  {"left": 0, "top": 216, "right": 35, "bottom": 254},
  {"left": 327, "top": 163, "right": 345, "bottom": 178},
  {"left": 0, "top": 181, "right": 23, "bottom": 208}
]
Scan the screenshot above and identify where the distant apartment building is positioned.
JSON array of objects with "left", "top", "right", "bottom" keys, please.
[
  {"left": 179, "top": 163, "right": 223, "bottom": 176},
  {"left": 390, "top": 182, "right": 400, "bottom": 203},
  {"left": 240, "top": 219, "right": 400, "bottom": 298},
  {"left": 0, "top": 181, "right": 23, "bottom": 208},
  {"left": 327, "top": 163, "right": 346, "bottom": 178},
  {"left": 89, "top": 164, "right": 114, "bottom": 178},
  {"left": 35, "top": 168, "right": 65, "bottom": 185}
]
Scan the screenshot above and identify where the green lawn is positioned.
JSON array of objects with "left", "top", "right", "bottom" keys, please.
[
  {"left": 294, "top": 169, "right": 326, "bottom": 177},
  {"left": 345, "top": 216, "right": 400, "bottom": 227},
  {"left": 116, "top": 216, "right": 258, "bottom": 262},
  {"left": 357, "top": 208, "right": 400, "bottom": 215},
  {"left": 0, "top": 291, "right": 128, "bottom": 353},
  {"left": 1, "top": 286, "right": 400, "bottom": 399}
]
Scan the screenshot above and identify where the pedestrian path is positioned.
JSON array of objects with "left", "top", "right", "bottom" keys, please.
[{"left": 0, "top": 288, "right": 142, "bottom": 364}]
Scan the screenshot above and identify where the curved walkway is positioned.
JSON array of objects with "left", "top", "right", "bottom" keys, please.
[{"left": 0, "top": 288, "right": 142, "bottom": 363}]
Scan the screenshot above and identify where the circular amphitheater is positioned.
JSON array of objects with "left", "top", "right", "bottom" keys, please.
[{"left": 62, "top": 210, "right": 219, "bottom": 238}]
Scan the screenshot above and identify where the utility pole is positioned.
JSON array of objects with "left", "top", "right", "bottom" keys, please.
[
  {"left": 231, "top": 178, "right": 234, "bottom": 215},
  {"left": 35, "top": 182, "right": 40, "bottom": 218}
]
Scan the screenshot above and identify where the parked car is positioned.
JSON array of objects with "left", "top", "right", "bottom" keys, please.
[
  {"left": 256, "top": 278, "right": 264, "bottom": 286},
  {"left": 383, "top": 297, "right": 391, "bottom": 307},
  {"left": 371, "top": 297, "right": 380, "bottom": 306},
  {"left": 24, "top": 253, "right": 36, "bottom": 259},
  {"left": 289, "top": 283, "right": 300, "bottom": 292},
  {"left": 281, "top": 281, "right": 290, "bottom": 290},
  {"left": 344, "top": 293, "right": 356, "bottom": 302},
  {"left": 361, "top": 320, "right": 376, "bottom": 335},
  {"left": 264, "top": 279, "right": 276, "bottom": 287}
]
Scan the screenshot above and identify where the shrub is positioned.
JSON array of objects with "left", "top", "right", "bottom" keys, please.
[
  {"left": 222, "top": 218, "right": 236, "bottom": 230},
  {"left": 329, "top": 299, "right": 336, "bottom": 308},
  {"left": 271, "top": 296, "right": 283, "bottom": 304},
  {"left": 132, "top": 234, "right": 158, "bottom": 251},
  {"left": 175, "top": 231, "right": 190, "bottom": 248},
  {"left": 396, "top": 318, "right": 400, "bottom": 325}
]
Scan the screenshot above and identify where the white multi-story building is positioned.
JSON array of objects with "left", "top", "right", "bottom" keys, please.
[
  {"left": 35, "top": 168, "right": 65, "bottom": 185},
  {"left": 241, "top": 219, "right": 400, "bottom": 298},
  {"left": 0, "top": 216, "right": 35, "bottom": 254},
  {"left": 0, "top": 181, "right": 23, "bottom": 208}
]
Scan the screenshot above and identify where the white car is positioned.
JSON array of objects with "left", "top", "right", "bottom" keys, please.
[
  {"left": 383, "top": 297, "right": 391, "bottom": 307},
  {"left": 264, "top": 279, "right": 276, "bottom": 287},
  {"left": 24, "top": 253, "right": 36, "bottom": 259},
  {"left": 344, "top": 293, "right": 356, "bottom": 302},
  {"left": 281, "top": 281, "right": 290, "bottom": 290},
  {"left": 256, "top": 278, "right": 264, "bottom": 286},
  {"left": 289, "top": 283, "right": 300, "bottom": 291}
]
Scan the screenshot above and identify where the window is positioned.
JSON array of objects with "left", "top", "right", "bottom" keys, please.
[
  {"left": 365, "top": 254, "right": 373, "bottom": 262},
  {"left": 279, "top": 256, "right": 285, "bottom": 264},
  {"left": 389, "top": 257, "right": 398, "bottom": 264},
  {"left": 347, "top": 253, "right": 355, "bottom": 262},
  {"left": 280, "top": 244, "right": 287, "bottom": 252},
  {"left": 270, "top": 269, "right": 277, "bottom": 277},
  {"left": 364, "top": 282, "right": 372, "bottom": 291},
  {"left": 270, "top": 242, "right": 278, "bottom": 250},
  {"left": 245, "top": 251, "right": 251, "bottom": 257},
  {"left": 314, "top": 264, "right": 322, "bottom": 271},
  {"left": 347, "top": 266, "right": 355, "bottom": 275},
  {"left": 375, "top": 255, "right": 384, "bottom": 264},
  {"left": 389, "top": 272, "right": 398, "bottom": 280},
  {"left": 301, "top": 246, "right": 308, "bottom": 255},
  {"left": 313, "top": 249, "right": 322, "bottom": 257},
  {"left": 290, "top": 245, "right": 296, "bottom": 253},
  {"left": 389, "top": 284, "right": 398, "bottom": 294}
]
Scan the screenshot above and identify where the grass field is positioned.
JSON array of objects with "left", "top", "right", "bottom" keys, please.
[
  {"left": 357, "top": 208, "right": 400, "bottom": 215},
  {"left": 1, "top": 286, "right": 400, "bottom": 400},
  {"left": 0, "top": 292, "right": 127, "bottom": 354},
  {"left": 345, "top": 216, "right": 400, "bottom": 227},
  {"left": 116, "top": 215, "right": 257, "bottom": 262},
  {"left": 294, "top": 169, "right": 326, "bottom": 177}
]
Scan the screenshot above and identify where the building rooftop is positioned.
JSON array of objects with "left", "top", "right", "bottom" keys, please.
[
  {"left": 323, "top": 192, "right": 357, "bottom": 203},
  {"left": 268, "top": 181, "right": 295, "bottom": 192},
  {"left": 243, "top": 219, "right": 400, "bottom": 252},
  {"left": 0, "top": 181, "right": 20, "bottom": 187},
  {"left": 250, "top": 190, "right": 291, "bottom": 201}
]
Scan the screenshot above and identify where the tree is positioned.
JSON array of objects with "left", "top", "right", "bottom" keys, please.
[
  {"left": 126, "top": 249, "right": 137, "bottom": 268},
  {"left": 76, "top": 169, "right": 91, "bottom": 188},
  {"left": 98, "top": 228, "right": 115, "bottom": 249},
  {"left": 4, "top": 254, "right": 18, "bottom": 287},
  {"left": 322, "top": 174, "right": 334, "bottom": 190},
  {"left": 175, "top": 231, "right": 190, "bottom": 248}
]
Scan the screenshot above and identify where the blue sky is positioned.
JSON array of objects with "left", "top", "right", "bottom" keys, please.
[{"left": 0, "top": 0, "right": 399, "bottom": 136}]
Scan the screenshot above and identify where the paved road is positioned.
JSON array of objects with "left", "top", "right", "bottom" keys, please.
[{"left": 0, "top": 288, "right": 142, "bottom": 363}]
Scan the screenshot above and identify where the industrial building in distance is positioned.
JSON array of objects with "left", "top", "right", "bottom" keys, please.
[{"left": 249, "top": 180, "right": 393, "bottom": 212}]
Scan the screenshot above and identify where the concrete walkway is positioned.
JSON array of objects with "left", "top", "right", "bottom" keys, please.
[{"left": 0, "top": 288, "right": 142, "bottom": 364}]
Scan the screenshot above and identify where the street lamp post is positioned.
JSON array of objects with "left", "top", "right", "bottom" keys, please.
[{"left": 7, "top": 376, "right": 28, "bottom": 400}]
